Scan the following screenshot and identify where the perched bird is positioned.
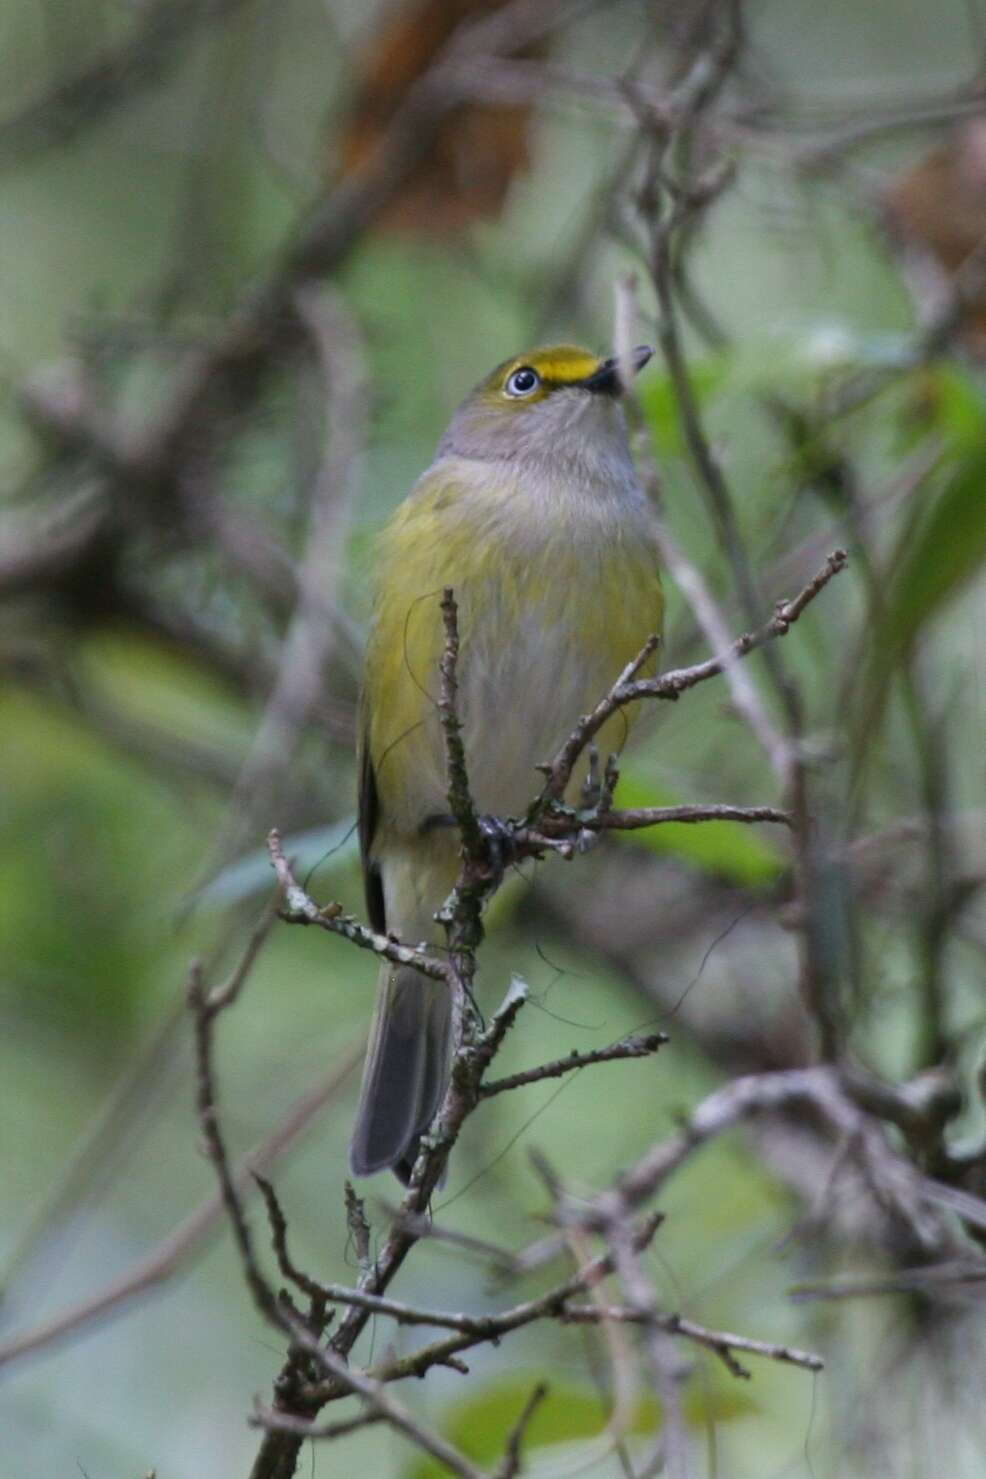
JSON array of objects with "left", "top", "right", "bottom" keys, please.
[{"left": 352, "top": 343, "right": 663, "bottom": 1180}]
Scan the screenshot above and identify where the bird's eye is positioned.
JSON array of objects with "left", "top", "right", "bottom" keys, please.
[{"left": 505, "top": 366, "right": 540, "bottom": 398}]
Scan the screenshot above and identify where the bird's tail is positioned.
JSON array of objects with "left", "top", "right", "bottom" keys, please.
[{"left": 349, "top": 963, "right": 452, "bottom": 1182}]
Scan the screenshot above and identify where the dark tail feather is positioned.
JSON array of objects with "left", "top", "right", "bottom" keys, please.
[{"left": 350, "top": 966, "right": 452, "bottom": 1181}]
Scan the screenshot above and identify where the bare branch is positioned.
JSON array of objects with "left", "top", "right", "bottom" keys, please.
[
  {"left": 480, "top": 1031, "right": 668, "bottom": 1099},
  {"left": 0, "top": 0, "right": 253, "bottom": 170},
  {"left": 186, "top": 962, "right": 284, "bottom": 1330},
  {"left": 790, "top": 1260, "right": 986, "bottom": 1301},
  {"left": 534, "top": 551, "right": 848, "bottom": 813},
  {"left": 652, "top": 518, "right": 792, "bottom": 780},
  {"left": 560, "top": 1306, "right": 825, "bottom": 1373},
  {"left": 205, "top": 901, "right": 280, "bottom": 1016},
  {"left": 349, "top": 1214, "right": 666, "bottom": 1391},
  {"left": 190, "top": 928, "right": 494, "bottom": 1479},
  {"left": 252, "top": 1405, "right": 386, "bottom": 1442},
  {"left": 267, "top": 829, "right": 448, "bottom": 982},
  {"left": 566, "top": 1066, "right": 962, "bottom": 1262},
  {"left": 529, "top": 803, "right": 792, "bottom": 839},
  {"left": 439, "top": 587, "right": 484, "bottom": 861},
  {"left": 496, "top": 1382, "right": 549, "bottom": 1479},
  {"left": 211, "top": 293, "right": 367, "bottom": 864}
]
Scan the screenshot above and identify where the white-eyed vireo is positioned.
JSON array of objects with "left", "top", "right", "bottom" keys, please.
[{"left": 351, "top": 344, "right": 662, "bottom": 1179}]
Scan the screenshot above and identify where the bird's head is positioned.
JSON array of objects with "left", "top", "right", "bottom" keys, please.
[{"left": 439, "top": 343, "right": 653, "bottom": 467}]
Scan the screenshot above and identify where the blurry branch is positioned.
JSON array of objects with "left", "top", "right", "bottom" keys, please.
[
  {"left": 795, "top": 92, "right": 986, "bottom": 172},
  {"left": 605, "top": 1210, "right": 689, "bottom": 1478},
  {"left": 559, "top": 1306, "right": 824, "bottom": 1374},
  {"left": 0, "top": 1034, "right": 363, "bottom": 1373},
  {"left": 617, "top": 13, "right": 854, "bottom": 1066},
  {"left": 791, "top": 1259, "right": 986, "bottom": 1302},
  {"left": 187, "top": 956, "right": 495, "bottom": 1479},
  {"left": 0, "top": 0, "right": 254, "bottom": 170},
  {"left": 0, "top": 0, "right": 594, "bottom": 799},
  {"left": 4, "top": 642, "right": 244, "bottom": 791},
  {"left": 209, "top": 292, "right": 367, "bottom": 864},
  {"left": 650, "top": 518, "right": 791, "bottom": 780},
  {"left": 499, "top": 1383, "right": 549, "bottom": 1479},
  {"left": 562, "top": 1065, "right": 971, "bottom": 1260},
  {"left": 0, "top": 485, "right": 109, "bottom": 598},
  {"left": 440, "top": 54, "right": 986, "bottom": 171}
]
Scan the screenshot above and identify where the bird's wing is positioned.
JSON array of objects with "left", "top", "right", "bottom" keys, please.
[{"left": 357, "top": 698, "right": 387, "bottom": 934}]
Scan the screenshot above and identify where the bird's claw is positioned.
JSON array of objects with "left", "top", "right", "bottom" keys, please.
[{"left": 477, "top": 814, "right": 516, "bottom": 882}]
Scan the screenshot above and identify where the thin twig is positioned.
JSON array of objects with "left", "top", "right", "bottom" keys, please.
[
  {"left": 480, "top": 1032, "right": 668, "bottom": 1099},
  {"left": 535, "top": 551, "right": 848, "bottom": 810},
  {"left": 0, "top": 1045, "right": 361, "bottom": 1372},
  {"left": 439, "top": 587, "right": 483, "bottom": 860},
  {"left": 653, "top": 518, "right": 791, "bottom": 781},
  {"left": 0, "top": 0, "right": 253, "bottom": 169},
  {"left": 531, "top": 803, "right": 792, "bottom": 838},
  {"left": 186, "top": 962, "right": 284, "bottom": 1327},
  {"left": 268, "top": 829, "right": 448, "bottom": 981},
  {"left": 343, "top": 1215, "right": 666, "bottom": 1393},
  {"left": 210, "top": 292, "right": 367, "bottom": 866},
  {"left": 190, "top": 942, "right": 491, "bottom": 1479},
  {"left": 568, "top": 1066, "right": 959, "bottom": 1261},
  {"left": 252, "top": 1406, "right": 387, "bottom": 1441},
  {"left": 789, "top": 1261, "right": 986, "bottom": 1301},
  {"left": 497, "top": 1382, "right": 549, "bottom": 1479},
  {"left": 560, "top": 1306, "right": 825, "bottom": 1373},
  {"left": 606, "top": 1217, "right": 691, "bottom": 1479}
]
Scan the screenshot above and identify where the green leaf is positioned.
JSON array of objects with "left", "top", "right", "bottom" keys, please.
[
  {"left": 403, "top": 1379, "right": 623, "bottom": 1479},
  {"left": 923, "top": 364, "right": 986, "bottom": 450},
  {"left": 885, "top": 446, "right": 986, "bottom": 650},
  {"left": 857, "top": 443, "right": 986, "bottom": 744},
  {"left": 639, "top": 356, "right": 730, "bottom": 456},
  {"left": 404, "top": 1372, "right": 755, "bottom": 1479},
  {"left": 613, "top": 770, "right": 785, "bottom": 887}
]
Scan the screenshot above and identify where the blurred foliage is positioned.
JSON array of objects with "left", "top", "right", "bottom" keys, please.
[
  {"left": 612, "top": 768, "right": 786, "bottom": 886},
  {"left": 406, "top": 1373, "right": 757, "bottom": 1479}
]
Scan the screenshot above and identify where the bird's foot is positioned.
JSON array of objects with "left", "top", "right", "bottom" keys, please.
[
  {"left": 476, "top": 814, "right": 517, "bottom": 882},
  {"left": 421, "top": 810, "right": 517, "bottom": 886}
]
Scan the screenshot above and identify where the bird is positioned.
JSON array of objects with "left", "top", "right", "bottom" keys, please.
[{"left": 351, "top": 343, "right": 663, "bottom": 1180}]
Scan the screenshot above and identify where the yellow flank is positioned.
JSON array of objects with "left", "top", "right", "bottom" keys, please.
[{"left": 363, "top": 459, "right": 663, "bottom": 847}]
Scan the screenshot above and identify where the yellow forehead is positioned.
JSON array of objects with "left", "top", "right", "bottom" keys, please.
[
  {"left": 480, "top": 344, "right": 602, "bottom": 398},
  {"left": 513, "top": 345, "right": 602, "bottom": 384}
]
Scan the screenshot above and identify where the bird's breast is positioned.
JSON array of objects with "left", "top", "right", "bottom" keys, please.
[{"left": 364, "top": 459, "right": 662, "bottom": 840}]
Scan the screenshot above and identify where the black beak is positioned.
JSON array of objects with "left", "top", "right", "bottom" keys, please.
[{"left": 582, "top": 344, "right": 653, "bottom": 396}]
